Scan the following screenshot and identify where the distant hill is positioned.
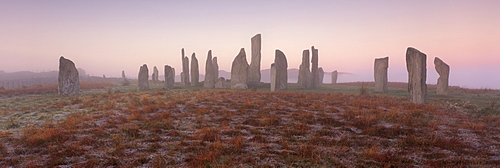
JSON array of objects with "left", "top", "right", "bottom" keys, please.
[
  {"left": 260, "top": 68, "right": 351, "bottom": 83},
  {"left": 174, "top": 70, "right": 232, "bottom": 82},
  {"left": 173, "top": 69, "right": 351, "bottom": 84},
  {"left": 0, "top": 71, "right": 58, "bottom": 80},
  {"left": 0, "top": 68, "right": 87, "bottom": 81},
  {"left": 0, "top": 68, "right": 90, "bottom": 89},
  {"left": 0, "top": 68, "right": 353, "bottom": 89}
]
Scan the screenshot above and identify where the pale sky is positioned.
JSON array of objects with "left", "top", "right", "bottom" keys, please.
[{"left": 1, "top": 0, "right": 499, "bottom": 89}]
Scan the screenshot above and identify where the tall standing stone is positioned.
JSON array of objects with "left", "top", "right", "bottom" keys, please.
[
  {"left": 406, "top": 47, "right": 427, "bottom": 104},
  {"left": 181, "top": 48, "right": 185, "bottom": 84},
  {"left": 138, "top": 64, "right": 149, "bottom": 91},
  {"left": 191, "top": 53, "right": 199, "bottom": 86},
  {"left": 318, "top": 67, "right": 324, "bottom": 84},
  {"left": 374, "top": 57, "right": 389, "bottom": 92},
  {"left": 181, "top": 48, "right": 190, "bottom": 85},
  {"left": 164, "top": 65, "right": 175, "bottom": 89},
  {"left": 58, "top": 56, "right": 80, "bottom": 96},
  {"left": 152, "top": 66, "right": 159, "bottom": 83},
  {"left": 204, "top": 50, "right": 216, "bottom": 88},
  {"left": 231, "top": 48, "right": 249, "bottom": 89},
  {"left": 434, "top": 57, "right": 450, "bottom": 95},
  {"left": 331, "top": 70, "right": 338, "bottom": 84},
  {"left": 272, "top": 50, "right": 288, "bottom": 91},
  {"left": 270, "top": 63, "right": 277, "bottom": 92},
  {"left": 248, "top": 34, "right": 262, "bottom": 83},
  {"left": 298, "top": 50, "right": 311, "bottom": 89},
  {"left": 213, "top": 57, "right": 219, "bottom": 80},
  {"left": 310, "top": 46, "right": 319, "bottom": 88}
]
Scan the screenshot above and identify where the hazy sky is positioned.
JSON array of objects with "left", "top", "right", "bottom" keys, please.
[{"left": 1, "top": 0, "right": 499, "bottom": 89}]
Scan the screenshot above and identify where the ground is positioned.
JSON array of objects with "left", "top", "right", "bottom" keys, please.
[{"left": 0, "top": 81, "right": 499, "bottom": 167}]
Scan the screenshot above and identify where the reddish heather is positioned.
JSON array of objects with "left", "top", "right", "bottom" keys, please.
[{"left": 0, "top": 90, "right": 498, "bottom": 167}]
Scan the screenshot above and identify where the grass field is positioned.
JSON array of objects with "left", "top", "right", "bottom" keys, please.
[{"left": 0, "top": 81, "right": 499, "bottom": 167}]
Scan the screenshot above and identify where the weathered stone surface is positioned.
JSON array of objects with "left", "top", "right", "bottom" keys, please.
[
  {"left": 231, "top": 48, "right": 249, "bottom": 89},
  {"left": 164, "top": 65, "right": 175, "bottom": 89},
  {"left": 248, "top": 34, "right": 261, "bottom": 83},
  {"left": 181, "top": 48, "right": 190, "bottom": 85},
  {"left": 434, "top": 57, "right": 450, "bottom": 95},
  {"left": 58, "top": 56, "right": 80, "bottom": 96},
  {"left": 152, "top": 66, "right": 159, "bottom": 83},
  {"left": 298, "top": 50, "right": 311, "bottom": 89},
  {"left": 270, "top": 63, "right": 277, "bottom": 92},
  {"left": 331, "top": 70, "right": 338, "bottom": 84},
  {"left": 406, "top": 47, "right": 427, "bottom": 104},
  {"left": 374, "top": 57, "right": 389, "bottom": 92},
  {"left": 318, "top": 67, "right": 324, "bottom": 84},
  {"left": 138, "top": 64, "right": 149, "bottom": 91},
  {"left": 310, "top": 46, "right": 319, "bottom": 88},
  {"left": 272, "top": 50, "right": 288, "bottom": 91},
  {"left": 191, "top": 53, "right": 199, "bottom": 86},
  {"left": 213, "top": 57, "right": 219, "bottom": 80},
  {"left": 215, "top": 77, "right": 231, "bottom": 89},
  {"left": 204, "top": 50, "right": 216, "bottom": 88}
]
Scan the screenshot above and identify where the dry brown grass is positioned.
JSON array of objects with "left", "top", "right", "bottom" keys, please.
[{"left": 0, "top": 88, "right": 499, "bottom": 167}]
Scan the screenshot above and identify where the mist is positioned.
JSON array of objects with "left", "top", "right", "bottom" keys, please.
[{"left": 1, "top": 1, "right": 499, "bottom": 90}]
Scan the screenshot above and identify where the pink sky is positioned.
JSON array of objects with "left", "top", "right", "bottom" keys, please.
[{"left": 1, "top": 0, "right": 499, "bottom": 89}]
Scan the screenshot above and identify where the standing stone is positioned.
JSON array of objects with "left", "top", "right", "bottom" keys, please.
[
  {"left": 248, "top": 34, "right": 262, "bottom": 83},
  {"left": 231, "top": 48, "right": 249, "bottom": 89},
  {"left": 183, "top": 56, "right": 190, "bottom": 85},
  {"left": 181, "top": 48, "right": 185, "bottom": 84},
  {"left": 122, "top": 70, "right": 127, "bottom": 81},
  {"left": 298, "top": 50, "right": 311, "bottom": 89},
  {"left": 122, "top": 70, "right": 130, "bottom": 86},
  {"left": 78, "top": 68, "right": 87, "bottom": 77},
  {"left": 270, "top": 63, "right": 277, "bottom": 92},
  {"left": 406, "top": 47, "right": 427, "bottom": 104},
  {"left": 58, "top": 56, "right": 80, "bottom": 96},
  {"left": 138, "top": 64, "right": 149, "bottom": 91},
  {"left": 310, "top": 46, "right": 319, "bottom": 88},
  {"left": 191, "top": 53, "right": 199, "bottom": 86},
  {"left": 318, "top": 67, "right": 324, "bottom": 84},
  {"left": 272, "top": 50, "right": 288, "bottom": 91},
  {"left": 434, "top": 57, "right": 450, "bottom": 95},
  {"left": 204, "top": 50, "right": 216, "bottom": 88},
  {"left": 331, "top": 70, "right": 338, "bottom": 84},
  {"left": 152, "top": 66, "right": 159, "bottom": 83},
  {"left": 374, "top": 57, "right": 389, "bottom": 92},
  {"left": 215, "top": 77, "right": 231, "bottom": 89},
  {"left": 213, "top": 57, "right": 219, "bottom": 80},
  {"left": 164, "top": 65, "right": 175, "bottom": 89},
  {"left": 180, "top": 48, "right": 190, "bottom": 85}
]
